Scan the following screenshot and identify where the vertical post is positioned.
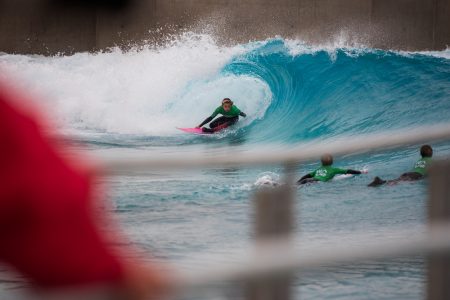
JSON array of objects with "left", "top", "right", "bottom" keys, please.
[
  {"left": 427, "top": 161, "right": 450, "bottom": 300},
  {"left": 246, "top": 163, "right": 296, "bottom": 300}
]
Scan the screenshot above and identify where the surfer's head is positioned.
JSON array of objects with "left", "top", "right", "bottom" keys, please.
[
  {"left": 222, "top": 98, "right": 233, "bottom": 112},
  {"left": 321, "top": 154, "right": 333, "bottom": 166},
  {"left": 420, "top": 145, "right": 433, "bottom": 157}
]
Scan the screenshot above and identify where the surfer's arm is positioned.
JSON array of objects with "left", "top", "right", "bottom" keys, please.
[
  {"left": 239, "top": 112, "right": 247, "bottom": 117},
  {"left": 345, "top": 169, "right": 362, "bottom": 175},
  {"left": 297, "top": 173, "right": 313, "bottom": 183},
  {"left": 197, "top": 116, "right": 213, "bottom": 128},
  {"left": 198, "top": 108, "right": 220, "bottom": 127}
]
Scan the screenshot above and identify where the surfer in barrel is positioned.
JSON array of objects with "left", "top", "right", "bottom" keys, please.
[
  {"left": 197, "top": 98, "right": 247, "bottom": 133},
  {"left": 368, "top": 145, "right": 433, "bottom": 187},
  {"left": 297, "top": 154, "right": 366, "bottom": 185}
]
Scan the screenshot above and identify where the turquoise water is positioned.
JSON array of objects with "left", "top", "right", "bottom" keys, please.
[{"left": 1, "top": 35, "right": 450, "bottom": 299}]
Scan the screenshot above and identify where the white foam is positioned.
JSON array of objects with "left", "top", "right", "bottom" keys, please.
[
  {"left": 406, "top": 48, "right": 450, "bottom": 60},
  {"left": 0, "top": 33, "right": 272, "bottom": 135},
  {"left": 285, "top": 35, "right": 450, "bottom": 61},
  {"left": 254, "top": 172, "right": 281, "bottom": 187},
  {"left": 284, "top": 31, "right": 372, "bottom": 61}
]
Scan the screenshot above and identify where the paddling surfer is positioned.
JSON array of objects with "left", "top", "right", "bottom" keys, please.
[
  {"left": 368, "top": 145, "right": 433, "bottom": 187},
  {"left": 297, "top": 154, "right": 366, "bottom": 185}
]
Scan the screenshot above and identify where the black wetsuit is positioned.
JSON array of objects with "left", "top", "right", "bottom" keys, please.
[
  {"left": 368, "top": 157, "right": 431, "bottom": 187},
  {"left": 368, "top": 172, "right": 423, "bottom": 187},
  {"left": 200, "top": 116, "right": 239, "bottom": 133},
  {"left": 198, "top": 105, "right": 246, "bottom": 133}
]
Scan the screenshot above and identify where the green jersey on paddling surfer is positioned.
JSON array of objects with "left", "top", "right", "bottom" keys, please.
[
  {"left": 297, "top": 154, "right": 366, "bottom": 185},
  {"left": 197, "top": 98, "right": 247, "bottom": 133},
  {"left": 368, "top": 145, "right": 433, "bottom": 187}
]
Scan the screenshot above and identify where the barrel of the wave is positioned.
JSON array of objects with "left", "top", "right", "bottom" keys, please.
[
  {"left": 427, "top": 161, "right": 450, "bottom": 300},
  {"left": 246, "top": 170, "right": 295, "bottom": 300}
]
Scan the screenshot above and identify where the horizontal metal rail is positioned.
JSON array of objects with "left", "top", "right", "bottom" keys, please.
[
  {"left": 96, "top": 123, "right": 450, "bottom": 173},
  {"left": 172, "top": 223, "right": 450, "bottom": 292}
]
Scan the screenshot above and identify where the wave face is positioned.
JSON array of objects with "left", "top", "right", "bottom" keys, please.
[
  {"left": 223, "top": 39, "right": 450, "bottom": 143},
  {"left": 1, "top": 35, "right": 449, "bottom": 145},
  {"left": 1, "top": 34, "right": 450, "bottom": 300}
]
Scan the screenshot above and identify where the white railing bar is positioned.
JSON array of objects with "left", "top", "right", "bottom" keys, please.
[
  {"left": 97, "top": 123, "right": 450, "bottom": 173},
  {"left": 171, "top": 223, "right": 450, "bottom": 292}
]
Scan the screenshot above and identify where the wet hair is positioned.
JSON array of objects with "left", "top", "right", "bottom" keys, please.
[
  {"left": 321, "top": 154, "right": 333, "bottom": 166},
  {"left": 420, "top": 145, "right": 433, "bottom": 157},
  {"left": 222, "top": 98, "right": 233, "bottom": 105}
]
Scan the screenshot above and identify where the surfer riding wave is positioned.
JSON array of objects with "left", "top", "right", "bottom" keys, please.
[{"left": 197, "top": 98, "right": 247, "bottom": 133}]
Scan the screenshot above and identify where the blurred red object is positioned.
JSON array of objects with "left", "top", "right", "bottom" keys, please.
[
  {"left": 0, "top": 81, "right": 169, "bottom": 298},
  {"left": 0, "top": 81, "right": 124, "bottom": 287}
]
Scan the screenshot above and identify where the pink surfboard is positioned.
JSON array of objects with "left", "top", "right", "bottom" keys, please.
[{"left": 177, "top": 127, "right": 212, "bottom": 135}]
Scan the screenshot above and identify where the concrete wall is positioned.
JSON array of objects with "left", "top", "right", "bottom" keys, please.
[
  {"left": 0, "top": 0, "right": 97, "bottom": 54},
  {"left": 0, "top": 0, "right": 449, "bottom": 55}
]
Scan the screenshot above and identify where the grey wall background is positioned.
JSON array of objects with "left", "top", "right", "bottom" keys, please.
[{"left": 0, "top": 0, "right": 449, "bottom": 55}]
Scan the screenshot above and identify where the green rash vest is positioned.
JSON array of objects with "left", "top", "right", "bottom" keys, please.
[
  {"left": 412, "top": 157, "right": 432, "bottom": 176},
  {"left": 310, "top": 166, "right": 348, "bottom": 182},
  {"left": 211, "top": 105, "right": 241, "bottom": 118}
]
